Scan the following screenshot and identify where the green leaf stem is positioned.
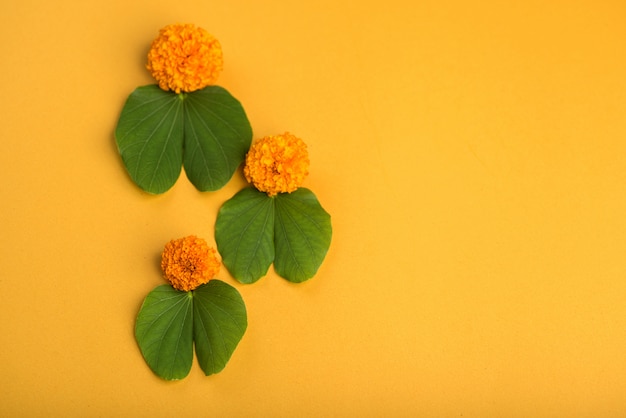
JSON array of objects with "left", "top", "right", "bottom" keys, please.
[
  {"left": 216, "top": 188, "right": 332, "bottom": 284},
  {"left": 135, "top": 285, "right": 193, "bottom": 380},
  {"left": 193, "top": 280, "right": 248, "bottom": 375},
  {"left": 115, "top": 85, "right": 252, "bottom": 194}
]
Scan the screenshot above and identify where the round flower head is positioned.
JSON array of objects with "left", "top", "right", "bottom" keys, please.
[
  {"left": 243, "top": 132, "right": 310, "bottom": 197},
  {"left": 146, "top": 23, "right": 223, "bottom": 94},
  {"left": 161, "top": 236, "right": 221, "bottom": 291}
]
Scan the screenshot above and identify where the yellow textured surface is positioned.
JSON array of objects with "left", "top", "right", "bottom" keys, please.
[{"left": 1, "top": 1, "right": 626, "bottom": 416}]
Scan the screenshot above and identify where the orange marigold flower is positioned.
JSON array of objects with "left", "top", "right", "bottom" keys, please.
[
  {"left": 243, "top": 132, "right": 310, "bottom": 197},
  {"left": 146, "top": 23, "right": 223, "bottom": 94},
  {"left": 161, "top": 236, "right": 221, "bottom": 291}
]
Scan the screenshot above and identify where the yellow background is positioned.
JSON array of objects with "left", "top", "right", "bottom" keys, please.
[{"left": 1, "top": 0, "right": 625, "bottom": 416}]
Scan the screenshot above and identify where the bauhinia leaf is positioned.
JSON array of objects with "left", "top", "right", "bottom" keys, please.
[
  {"left": 274, "top": 188, "right": 332, "bottom": 282},
  {"left": 115, "top": 85, "right": 184, "bottom": 194},
  {"left": 183, "top": 86, "right": 253, "bottom": 191},
  {"left": 115, "top": 85, "right": 252, "bottom": 194},
  {"left": 216, "top": 188, "right": 332, "bottom": 283},
  {"left": 192, "top": 280, "right": 248, "bottom": 376},
  {"left": 135, "top": 285, "right": 193, "bottom": 380},
  {"left": 215, "top": 188, "right": 275, "bottom": 284}
]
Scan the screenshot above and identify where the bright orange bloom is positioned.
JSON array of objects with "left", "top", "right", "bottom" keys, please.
[
  {"left": 161, "top": 236, "right": 221, "bottom": 291},
  {"left": 146, "top": 23, "right": 223, "bottom": 94},
  {"left": 243, "top": 132, "right": 310, "bottom": 197}
]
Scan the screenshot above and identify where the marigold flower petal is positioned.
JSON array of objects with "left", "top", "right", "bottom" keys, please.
[
  {"left": 146, "top": 23, "right": 223, "bottom": 94},
  {"left": 161, "top": 235, "right": 221, "bottom": 291},
  {"left": 243, "top": 132, "right": 310, "bottom": 197}
]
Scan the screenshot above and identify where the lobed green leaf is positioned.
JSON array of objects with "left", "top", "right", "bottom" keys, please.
[
  {"left": 115, "top": 85, "right": 252, "bottom": 194},
  {"left": 216, "top": 187, "right": 332, "bottom": 284}
]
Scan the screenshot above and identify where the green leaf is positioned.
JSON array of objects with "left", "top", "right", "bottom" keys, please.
[
  {"left": 115, "top": 85, "right": 252, "bottom": 194},
  {"left": 135, "top": 285, "right": 193, "bottom": 380},
  {"left": 192, "top": 280, "right": 248, "bottom": 375},
  {"left": 183, "top": 86, "right": 253, "bottom": 191},
  {"left": 274, "top": 188, "right": 332, "bottom": 282},
  {"left": 115, "top": 85, "right": 184, "bottom": 194},
  {"left": 215, "top": 188, "right": 275, "bottom": 284}
]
